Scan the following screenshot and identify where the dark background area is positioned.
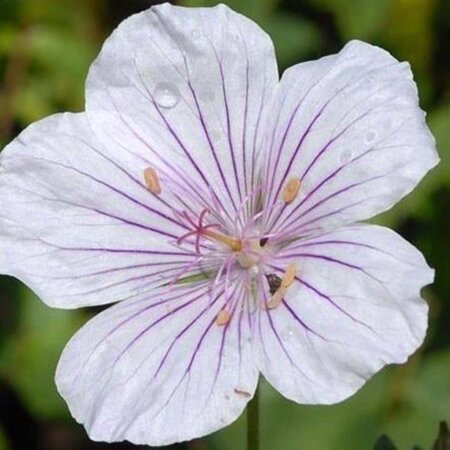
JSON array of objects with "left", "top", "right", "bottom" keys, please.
[{"left": 0, "top": 0, "right": 449, "bottom": 449}]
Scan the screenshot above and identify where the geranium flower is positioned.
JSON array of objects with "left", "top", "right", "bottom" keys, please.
[{"left": 0, "top": 3, "right": 438, "bottom": 446}]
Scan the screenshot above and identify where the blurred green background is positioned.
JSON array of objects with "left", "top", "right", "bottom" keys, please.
[{"left": 0, "top": 0, "right": 448, "bottom": 449}]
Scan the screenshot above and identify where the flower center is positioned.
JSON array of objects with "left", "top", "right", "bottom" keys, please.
[
  {"left": 176, "top": 208, "right": 242, "bottom": 253},
  {"left": 237, "top": 239, "right": 265, "bottom": 269}
]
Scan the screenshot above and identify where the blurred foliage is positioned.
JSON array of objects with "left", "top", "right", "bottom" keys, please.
[
  {"left": 432, "top": 421, "right": 450, "bottom": 450},
  {"left": 0, "top": 0, "right": 449, "bottom": 449},
  {"left": 0, "top": 288, "right": 85, "bottom": 419}
]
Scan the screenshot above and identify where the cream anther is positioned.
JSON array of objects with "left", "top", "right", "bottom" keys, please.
[
  {"left": 281, "top": 263, "right": 297, "bottom": 288},
  {"left": 282, "top": 177, "right": 300, "bottom": 203},
  {"left": 216, "top": 309, "right": 231, "bottom": 326},
  {"left": 143, "top": 167, "right": 161, "bottom": 195},
  {"left": 267, "top": 288, "right": 285, "bottom": 309},
  {"left": 267, "top": 263, "right": 297, "bottom": 310}
]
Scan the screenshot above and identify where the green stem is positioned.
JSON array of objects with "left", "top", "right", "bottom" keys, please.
[{"left": 247, "top": 386, "right": 260, "bottom": 450}]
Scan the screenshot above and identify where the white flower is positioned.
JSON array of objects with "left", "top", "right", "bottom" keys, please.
[{"left": 0, "top": 3, "right": 439, "bottom": 446}]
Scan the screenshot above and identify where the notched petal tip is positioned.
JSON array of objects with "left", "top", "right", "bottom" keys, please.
[
  {"left": 261, "top": 34, "right": 439, "bottom": 234},
  {"left": 55, "top": 282, "right": 258, "bottom": 446},
  {"left": 256, "top": 224, "right": 432, "bottom": 406}
]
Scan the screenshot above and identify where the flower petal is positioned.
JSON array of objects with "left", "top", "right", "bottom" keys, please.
[
  {"left": 56, "top": 281, "right": 257, "bottom": 445},
  {"left": 256, "top": 224, "right": 432, "bottom": 404},
  {"left": 85, "top": 3, "right": 278, "bottom": 228},
  {"left": 261, "top": 40, "right": 438, "bottom": 237},
  {"left": 0, "top": 113, "right": 202, "bottom": 308}
]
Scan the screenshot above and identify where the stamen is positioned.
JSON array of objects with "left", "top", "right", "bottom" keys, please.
[
  {"left": 216, "top": 309, "right": 231, "bottom": 326},
  {"left": 281, "top": 263, "right": 297, "bottom": 288},
  {"left": 143, "top": 167, "right": 161, "bottom": 195},
  {"left": 282, "top": 177, "right": 300, "bottom": 203},
  {"left": 177, "top": 209, "right": 242, "bottom": 253},
  {"left": 266, "top": 263, "right": 297, "bottom": 310},
  {"left": 203, "top": 229, "right": 242, "bottom": 252},
  {"left": 267, "top": 288, "right": 285, "bottom": 309}
]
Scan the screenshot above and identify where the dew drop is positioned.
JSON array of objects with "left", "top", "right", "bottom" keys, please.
[
  {"left": 226, "top": 31, "right": 239, "bottom": 42},
  {"left": 199, "top": 89, "right": 215, "bottom": 102},
  {"left": 191, "top": 29, "right": 202, "bottom": 40},
  {"left": 339, "top": 149, "right": 352, "bottom": 164},
  {"left": 365, "top": 130, "right": 377, "bottom": 144},
  {"left": 282, "top": 328, "right": 294, "bottom": 340},
  {"left": 210, "top": 129, "right": 222, "bottom": 142},
  {"left": 382, "top": 118, "right": 392, "bottom": 131},
  {"left": 154, "top": 82, "right": 180, "bottom": 109}
]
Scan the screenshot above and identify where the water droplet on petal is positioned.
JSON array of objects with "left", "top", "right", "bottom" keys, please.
[
  {"left": 199, "top": 89, "right": 215, "bottom": 102},
  {"left": 154, "top": 82, "right": 180, "bottom": 109},
  {"left": 365, "top": 130, "right": 377, "bottom": 144},
  {"left": 210, "top": 129, "right": 222, "bottom": 142},
  {"left": 281, "top": 327, "right": 294, "bottom": 340},
  {"left": 339, "top": 149, "right": 352, "bottom": 164},
  {"left": 382, "top": 119, "right": 392, "bottom": 131},
  {"left": 191, "top": 29, "right": 202, "bottom": 40}
]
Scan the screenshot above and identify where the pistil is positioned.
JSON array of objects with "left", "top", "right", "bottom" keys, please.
[{"left": 202, "top": 229, "right": 242, "bottom": 252}]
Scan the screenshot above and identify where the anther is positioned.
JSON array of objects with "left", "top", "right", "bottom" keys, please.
[
  {"left": 266, "top": 263, "right": 297, "bottom": 310},
  {"left": 267, "top": 288, "right": 285, "bottom": 309},
  {"left": 143, "top": 167, "right": 161, "bottom": 195},
  {"left": 281, "top": 263, "right": 297, "bottom": 288},
  {"left": 216, "top": 309, "right": 231, "bottom": 326},
  {"left": 282, "top": 177, "right": 300, "bottom": 203}
]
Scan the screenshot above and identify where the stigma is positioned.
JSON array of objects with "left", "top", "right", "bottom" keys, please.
[{"left": 176, "top": 209, "right": 242, "bottom": 253}]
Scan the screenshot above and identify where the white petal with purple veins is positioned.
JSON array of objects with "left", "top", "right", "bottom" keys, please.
[
  {"left": 261, "top": 40, "right": 439, "bottom": 237},
  {"left": 0, "top": 3, "right": 439, "bottom": 445},
  {"left": 255, "top": 224, "right": 432, "bottom": 404},
  {"left": 0, "top": 113, "right": 204, "bottom": 308},
  {"left": 86, "top": 3, "right": 278, "bottom": 228},
  {"left": 56, "top": 281, "right": 258, "bottom": 445}
]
